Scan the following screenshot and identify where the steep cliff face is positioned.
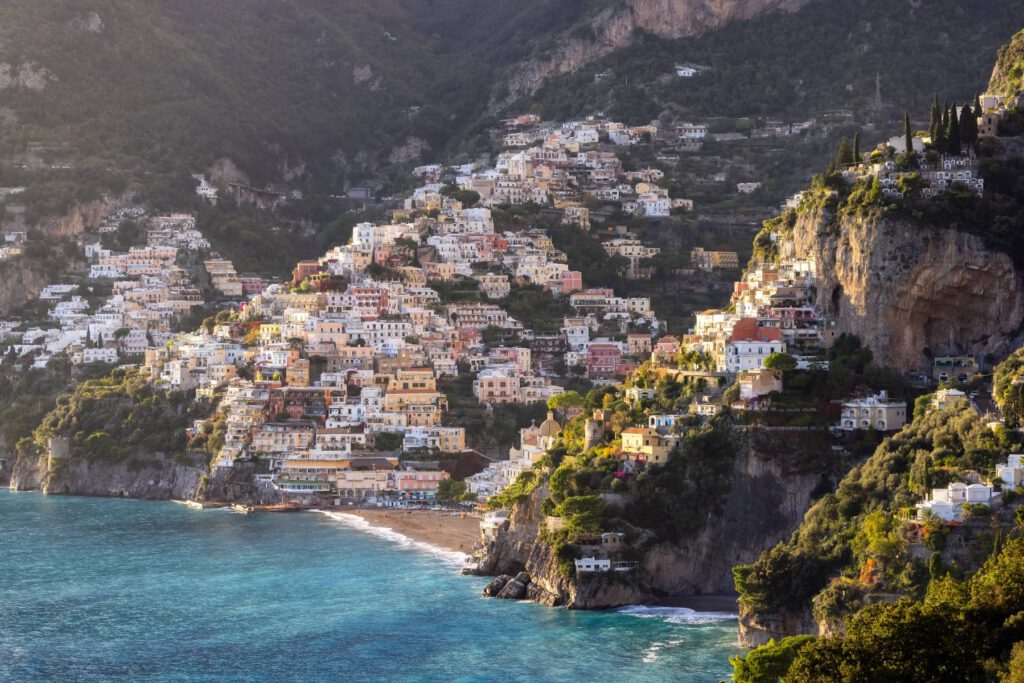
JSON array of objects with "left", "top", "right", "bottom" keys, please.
[
  {"left": 501, "top": 0, "right": 810, "bottom": 102},
  {"left": 38, "top": 197, "right": 120, "bottom": 239},
  {"left": 9, "top": 451, "right": 203, "bottom": 501},
  {"left": 477, "top": 430, "right": 833, "bottom": 609},
  {"left": 781, "top": 209, "right": 1024, "bottom": 373},
  {"left": 477, "top": 482, "right": 650, "bottom": 608},
  {"left": 8, "top": 448, "right": 276, "bottom": 504},
  {"left": 738, "top": 606, "right": 818, "bottom": 647},
  {"left": 0, "top": 196, "right": 124, "bottom": 315}
]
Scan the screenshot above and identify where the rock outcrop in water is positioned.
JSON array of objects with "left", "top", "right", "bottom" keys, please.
[{"left": 474, "top": 430, "right": 837, "bottom": 609}]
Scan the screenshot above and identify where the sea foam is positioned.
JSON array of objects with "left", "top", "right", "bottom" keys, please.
[
  {"left": 313, "top": 510, "right": 470, "bottom": 567},
  {"left": 617, "top": 605, "right": 737, "bottom": 625}
]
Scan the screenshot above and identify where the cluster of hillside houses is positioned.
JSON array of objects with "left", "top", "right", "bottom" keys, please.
[{"left": 2, "top": 213, "right": 210, "bottom": 369}]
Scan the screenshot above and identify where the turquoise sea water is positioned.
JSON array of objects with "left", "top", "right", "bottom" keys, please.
[{"left": 0, "top": 491, "right": 740, "bottom": 682}]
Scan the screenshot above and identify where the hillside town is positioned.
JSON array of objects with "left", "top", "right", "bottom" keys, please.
[
  {"left": 3, "top": 211, "right": 209, "bottom": 369},
  {"left": 0, "top": 92, "right": 1020, "bottom": 513}
]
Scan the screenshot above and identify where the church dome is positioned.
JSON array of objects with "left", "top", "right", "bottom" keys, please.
[{"left": 538, "top": 411, "right": 562, "bottom": 438}]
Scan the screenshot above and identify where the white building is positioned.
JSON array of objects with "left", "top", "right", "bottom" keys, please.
[
  {"left": 916, "top": 482, "right": 996, "bottom": 522},
  {"left": 997, "top": 454, "right": 1024, "bottom": 490},
  {"left": 575, "top": 557, "right": 612, "bottom": 573}
]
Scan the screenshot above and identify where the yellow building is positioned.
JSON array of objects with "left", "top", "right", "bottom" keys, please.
[
  {"left": 335, "top": 470, "right": 392, "bottom": 499},
  {"left": 258, "top": 324, "right": 282, "bottom": 343},
  {"left": 287, "top": 358, "right": 311, "bottom": 387},
  {"left": 621, "top": 427, "right": 674, "bottom": 465},
  {"left": 250, "top": 423, "right": 316, "bottom": 454},
  {"left": 388, "top": 367, "right": 437, "bottom": 392}
]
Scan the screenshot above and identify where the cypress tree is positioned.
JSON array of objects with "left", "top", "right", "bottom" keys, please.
[
  {"left": 904, "top": 112, "right": 913, "bottom": 155},
  {"left": 974, "top": 92, "right": 983, "bottom": 115},
  {"left": 959, "top": 102, "right": 978, "bottom": 146},
  {"left": 929, "top": 95, "right": 941, "bottom": 144},
  {"left": 928, "top": 552, "right": 944, "bottom": 580},
  {"left": 934, "top": 105, "right": 947, "bottom": 150},
  {"left": 852, "top": 132, "right": 861, "bottom": 163},
  {"left": 834, "top": 138, "right": 853, "bottom": 168},
  {"left": 947, "top": 104, "right": 961, "bottom": 154}
]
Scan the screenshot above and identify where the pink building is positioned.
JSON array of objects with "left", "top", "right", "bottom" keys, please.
[
  {"left": 392, "top": 469, "right": 450, "bottom": 501},
  {"left": 652, "top": 336, "right": 680, "bottom": 364},
  {"left": 545, "top": 270, "right": 584, "bottom": 295},
  {"left": 587, "top": 343, "right": 623, "bottom": 378}
]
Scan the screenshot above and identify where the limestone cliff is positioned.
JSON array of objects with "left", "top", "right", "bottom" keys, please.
[
  {"left": 9, "top": 450, "right": 203, "bottom": 501},
  {"left": 500, "top": 0, "right": 810, "bottom": 103},
  {"left": 476, "top": 429, "right": 835, "bottom": 609},
  {"left": 476, "top": 482, "right": 650, "bottom": 608},
  {"left": 781, "top": 208, "right": 1024, "bottom": 373},
  {"left": 0, "top": 195, "right": 125, "bottom": 315},
  {"left": 8, "top": 447, "right": 278, "bottom": 504},
  {"left": 737, "top": 606, "right": 819, "bottom": 648}
]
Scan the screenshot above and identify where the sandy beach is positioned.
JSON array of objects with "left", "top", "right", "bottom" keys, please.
[{"left": 343, "top": 508, "right": 482, "bottom": 554}]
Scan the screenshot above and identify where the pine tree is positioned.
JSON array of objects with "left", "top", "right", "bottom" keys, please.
[
  {"left": 852, "top": 132, "right": 861, "bottom": 163},
  {"left": 959, "top": 102, "right": 978, "bottom": 146},
  {"left": 929, "top": 95, "right": 941, "bottom": 144},
  {"left": 947, "top": 103, "right": 961, "bottom": 154},
  {"left": 904, "top": 112, "right": 913, "bottom": 155}
]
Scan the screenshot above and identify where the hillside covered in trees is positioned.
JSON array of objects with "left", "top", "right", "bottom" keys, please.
[{"left": 0, "top": 0, "right": 1020, "bottom": 195}]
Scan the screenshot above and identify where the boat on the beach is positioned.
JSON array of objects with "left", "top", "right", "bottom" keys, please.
[
  {"left": 230, "top": 502, "right": 312, "bottom": 514},
  {"left": 175, "top": 500, "right": 227, "bottom": 510}
]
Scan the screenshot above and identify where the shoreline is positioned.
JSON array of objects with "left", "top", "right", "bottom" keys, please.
[
  {"left": 8, "top": 491, "right": 740, "bottom": 618},
  {"left": 316, "top": 507, "right": 482, "bottom": 560},
  {"left": 654, "top": 594, "right": 740, "bottom": 613}
]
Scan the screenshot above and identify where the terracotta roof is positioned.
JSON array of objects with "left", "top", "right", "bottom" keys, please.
[
  {"left": 622, "top": 427, "right": 655, "bottom": 435},
  {"left": 728, "top": 318, "right": 782, "bottom": 343}
]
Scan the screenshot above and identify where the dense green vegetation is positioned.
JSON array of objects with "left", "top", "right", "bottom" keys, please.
[
  {"left": 730, "top": 634, "right": 815, "bottom": 683},
  {"left": 0, "top": 355, "right": 113, "bottom": 452},
  {"left": 734, "top": 400, "right": 1024, "bottom": 620},
  {"left": 19, "top": 367, "right": 200, "bottom": 463},
  {"left": 995, "top": 347, "right": 1024, "bottom": 428},
  {"left": 530, "top": 0, "right": 1020, "bottom": 124},
  {"left": 500, "top": 376, "right": 740, "bottom": 547},
  {"left": 0, "top": 0, "right": 613, "bottom": 192},
  {"left": 0, "top": 1, "right": 447, "bottom": 189},
  {"left": 735, "top": 535, "right": 1024, "bottom": 681},
  {"left": 990, "top": 28, "right": 1024, "bottom": 98}
]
